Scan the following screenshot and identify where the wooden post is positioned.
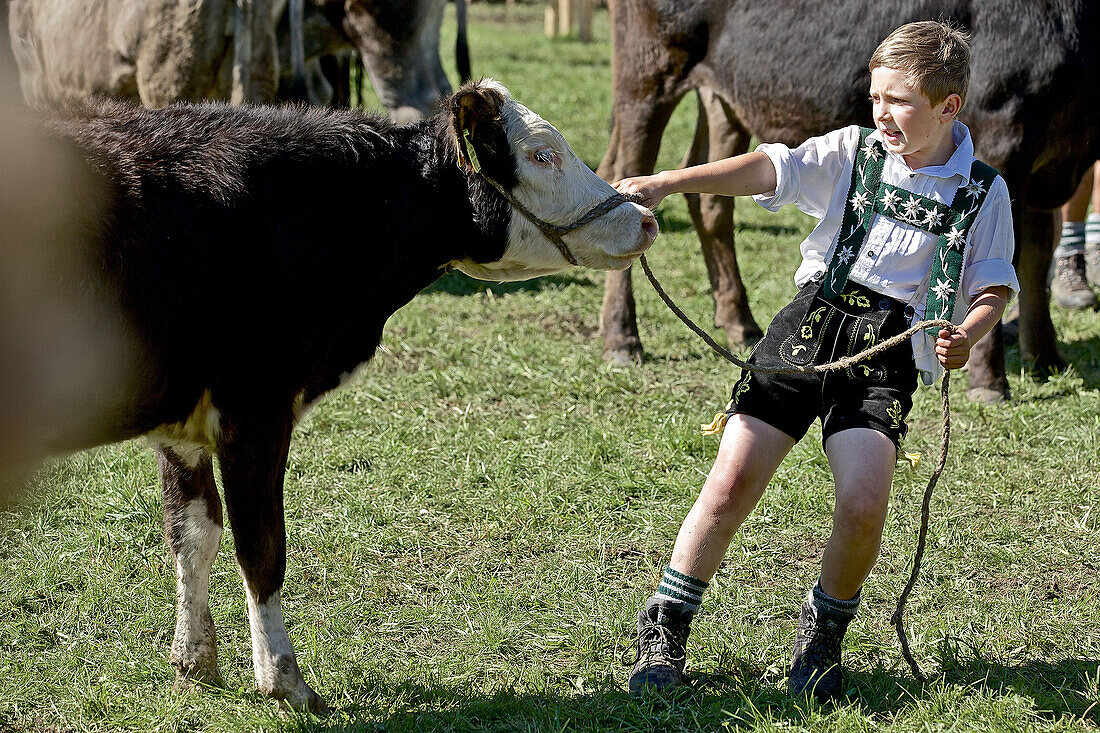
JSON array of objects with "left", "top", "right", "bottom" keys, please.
[
  {"left": 545, "top": 0, "right": 558, "bottom": 37},
  {"left": 558, "top": 0, "right": 573, "bottom": 37},
  {"left": 577, "top": 0, "right": 592, "bottom": 42}
]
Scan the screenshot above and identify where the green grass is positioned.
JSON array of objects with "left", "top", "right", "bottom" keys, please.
[{"left": 3, "top": 4, "right": 1100, "bottom": 731}]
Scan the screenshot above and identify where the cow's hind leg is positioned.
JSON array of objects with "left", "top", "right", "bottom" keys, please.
[
  {"left": 158, "top": 443, "right": 224, "bottom": 687},
  {"left": 218, "top": 414, "right": 328, "bottom": 715},
  {"left": 683, "top": 89, "right": 763, "bottom": 346}
]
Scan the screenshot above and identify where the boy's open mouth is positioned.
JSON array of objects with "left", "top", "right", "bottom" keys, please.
[{"left": 881, "top": 128, "right": 902, "bottom": 143}]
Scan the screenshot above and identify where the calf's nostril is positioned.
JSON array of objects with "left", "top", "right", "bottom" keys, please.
[{"left": 641, "top": 214, "right": 659, "bottom": 243}]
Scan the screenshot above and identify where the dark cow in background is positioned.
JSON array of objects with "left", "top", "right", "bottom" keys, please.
[
  {"left": 279, "top": 0, "right": 471, "bottom": 120},
  {"left": 598, "top": 0, "right": 1100, "bottom": 402},
  {"left": 27, "top": 80, "right": 656, "bottom": 712},
  {"left": 9, "top": 0, "right": 282, "bottom": 106}
]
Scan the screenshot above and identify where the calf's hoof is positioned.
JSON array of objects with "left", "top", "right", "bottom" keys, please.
[
  {"left": 173, "top": 659, "right": 224, "bottom": 690},
  {"left": 272, "top": 682, "right": 331, "bottom": 717}
]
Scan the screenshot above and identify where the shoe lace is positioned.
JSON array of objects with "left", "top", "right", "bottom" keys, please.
[
  {"left": 798, "top": 617, "right": 844, "bottom": 670},
  {"left": 621, "top": 615, "right": 687, "bottom": 667},
  {"left": 1057, "top": 254, "right": 1090, "bottom": 288}
]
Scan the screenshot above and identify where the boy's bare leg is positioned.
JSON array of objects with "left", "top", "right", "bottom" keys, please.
[
  {"left": 628, "top": 414, "right": 794, "bottom": 694},
  {"left": 669, "top": 414, "right": 796, "bottom": 582},
  {"left": 819, "top": 428, "right": 898, "bottom": 600}
]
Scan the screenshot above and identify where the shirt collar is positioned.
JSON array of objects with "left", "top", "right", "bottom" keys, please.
[{"left": 868, "top": 120, "right": 974, "bottom": 181}]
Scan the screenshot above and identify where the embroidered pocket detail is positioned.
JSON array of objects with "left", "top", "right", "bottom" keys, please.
[
  {"left": 781, "top": 301, "right": 836, "bottom": 366},
  {"left": 886, "top": 399, "right": 903, "bottom": 430},
  {"left": 845, "top": 312, "right": 888, "bottom": 382},
  {"left": 837, "top": 289, "right": 871, "bottom": 309}
]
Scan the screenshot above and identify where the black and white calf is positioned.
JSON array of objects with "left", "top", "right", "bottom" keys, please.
[{"left": 31, "top": 80, "right": 657, "bottom": 713}]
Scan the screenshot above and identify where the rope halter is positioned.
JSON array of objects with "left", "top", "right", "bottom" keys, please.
[{"left": 460, "top": 129, "right": 641, "bottom": 267}]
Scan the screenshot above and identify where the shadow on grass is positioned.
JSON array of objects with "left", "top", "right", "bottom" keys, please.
[
  {"left": 938, "top": 654, "right": 1100, "bottom": 725},
  {"left": 422, "top": 269, "right": 594, "bottom": 296},
  {"left": 290, "top": 653, "right": 1098, "bottom": 732}
]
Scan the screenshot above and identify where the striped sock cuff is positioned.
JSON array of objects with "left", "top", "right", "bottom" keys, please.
[
  {"left": 653, "top": 566, "right": 709, "bottom": 611},
  {"left": 810, "top": 580, "right": 860, "bottom": 618},
  {"left": 1086, "top": 213, "right": 1100, "bottom": 246},
  {"left": 1057, "top": 221, "right": 1086, "bottom": 257}
]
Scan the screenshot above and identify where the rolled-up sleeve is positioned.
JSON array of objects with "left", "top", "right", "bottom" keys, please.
[
  {"left": 960, "top": 177, "right": 1019, "bottom": 303},
  {"left": 753, "top": 126, "right": 860, "bottom": 219}
]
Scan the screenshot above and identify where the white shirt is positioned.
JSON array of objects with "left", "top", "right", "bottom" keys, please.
[{"left": 753, "top": 122, "right": 1018, "bottom": 383}]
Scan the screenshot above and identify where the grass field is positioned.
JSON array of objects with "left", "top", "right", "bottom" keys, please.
[{"left": 3, "top": 5, "right": 1100, "bottom": 731}]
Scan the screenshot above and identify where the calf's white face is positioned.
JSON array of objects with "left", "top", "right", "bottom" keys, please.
[{"left": 450, "top": 81, "right": 658, "bottom": 281}]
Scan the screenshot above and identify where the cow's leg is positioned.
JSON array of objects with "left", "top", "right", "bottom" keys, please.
[
  {"left": 218, "top": 414, "right": 328, "bottom": 715},
  {"left": 597, "top": 98, "right": 681, "bottom": 365},
  {"left": 1016, "top": 206, "right": 1066, "bottom": 375},
  {"left": 967, "top": 204, "right": 1065, "bottom": 400},
  {"left": 158, "top": 443, "right": 224, "bottom": 686},
  {"left": 682, "top": 89, "right": 763, "bottom": 346}
]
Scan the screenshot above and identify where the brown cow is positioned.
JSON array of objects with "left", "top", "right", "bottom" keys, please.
[{"left": 598, "top": 0, "right": 1100, "bottom": 402}]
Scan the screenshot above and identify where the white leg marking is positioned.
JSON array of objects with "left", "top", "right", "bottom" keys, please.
[
  {"left": 244, "top": 586, "right": 327, "bottom": 712},
  {"left": 171, "top": 498, "right": 222, "bottom": 683}
]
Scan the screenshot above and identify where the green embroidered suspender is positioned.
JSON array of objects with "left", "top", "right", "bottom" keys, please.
[{"left": 822, "top": 127, "right": 999, "bottom": 334}]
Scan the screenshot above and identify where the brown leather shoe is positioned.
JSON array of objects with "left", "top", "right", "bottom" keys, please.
[
  {"left": 626, "top": 598, "right": 693, "bottom": 694},
  {"left": 1052, "top": 253, "right": 1098, "bottom": 310}
]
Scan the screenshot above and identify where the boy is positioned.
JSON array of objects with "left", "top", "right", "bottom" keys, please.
[{"left": 614, "top": 21, "right": 1017, "bottom": 700}]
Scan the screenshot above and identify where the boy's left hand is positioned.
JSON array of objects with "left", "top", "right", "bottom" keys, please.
[{"left": 936, "top": 327, "right": 970, "bottom": 370}]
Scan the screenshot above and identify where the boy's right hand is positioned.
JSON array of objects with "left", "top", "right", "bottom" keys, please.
[{"left": 613, "top": 173, "right": 669, "bottom": 209}]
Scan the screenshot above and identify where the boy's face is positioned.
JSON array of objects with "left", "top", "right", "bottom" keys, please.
[{"left": 869, "top": 66, "right": 961, "bottom": 168}]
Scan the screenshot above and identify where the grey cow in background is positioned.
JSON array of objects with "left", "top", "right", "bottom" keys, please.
[{"left": 9, "top": 0, "right": 281, "bottom": 107}]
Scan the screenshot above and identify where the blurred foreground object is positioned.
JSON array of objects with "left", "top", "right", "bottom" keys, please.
[{"left": 0, "top": 59, "right": 130, "bottom": 501}]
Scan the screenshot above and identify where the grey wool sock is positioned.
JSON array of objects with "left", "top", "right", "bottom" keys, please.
[
  {"left": 810, "top": 580, "right": 860, "bottom": 619},
  {"left": 653, "top": 566, "right": 709, "bottom": 613},
  {"left": 1086, "top": 213, "right": 1100, "bottom": 246},
  {"left": 1056, "top": 221, "right": 1086, "bottom": 258}
]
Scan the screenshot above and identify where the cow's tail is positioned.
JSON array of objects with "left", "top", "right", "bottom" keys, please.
[
  {"left": 288, "top": 0, "right": 307, "bottom": 100},
  {"left": 455, "top": 0, "right": 470, "bottom": 83},
  {"left": 231, "top": 0, "right": 253, "bottom": 104}
]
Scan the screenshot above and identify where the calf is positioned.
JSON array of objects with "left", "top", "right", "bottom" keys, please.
[{"left": 31, "top": 79, "right": 657, "bottom": 713}]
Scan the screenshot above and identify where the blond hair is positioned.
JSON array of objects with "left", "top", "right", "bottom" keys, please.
[{"left": 869, "top": 21, "right": 971, "bottom": 108}]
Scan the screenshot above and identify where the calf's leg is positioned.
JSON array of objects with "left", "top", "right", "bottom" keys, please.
[
  {"left": 158, "top": 443, "right": 223, "bottom": 686},
  {"left": 218, "top": 414, "right": 328, "bottom": 715}
]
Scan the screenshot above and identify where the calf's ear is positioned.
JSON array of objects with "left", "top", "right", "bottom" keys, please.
[{"left": 447, "top": 81, "right": 510, "bottom": 176}]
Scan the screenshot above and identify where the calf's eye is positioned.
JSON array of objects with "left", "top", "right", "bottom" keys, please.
[{"left": 530, "top": 149, "right": 559, "bottom": 166}]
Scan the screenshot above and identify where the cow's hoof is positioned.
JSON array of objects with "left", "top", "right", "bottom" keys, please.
[
  {"left": 603, "top": 346, "right": 642, "bottom": 366},
  {"left": 967, "top": 387, "right": 1008, "bottom": 404},
  {"left": 725, "top": 324, "right": 763, "bottom": 348},
  {"left": 1022, "top": 352, "right": 1069, "bottom": 379}
]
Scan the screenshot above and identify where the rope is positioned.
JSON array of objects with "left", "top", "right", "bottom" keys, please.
[{"left": 638, "top": 251, "right": 950, "bottom": 681}]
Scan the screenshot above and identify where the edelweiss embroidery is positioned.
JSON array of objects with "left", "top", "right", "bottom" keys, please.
[
  {"left": 963, "top": 178, "right": 987, "bottom": 199},
  {"left": 944, "top": 226, "right": 966, "bottom": 250},
  {"left": 922, "top": 206, "right": 944, "bottom": 228},
  {"left": 879, "top": 188, "right": 900, "bottom": 213},
  {"left": 930, "top": 279, "right": 955, "bottom": 302},
  {"left": 900, "top": 195, "right": 923, "bottom": 221},
  {"left": 849, "top": 190, "right": 871, "bottom": 214},
  {"left": 861, "top": 139, "right": 883, "bottom": 161}
]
